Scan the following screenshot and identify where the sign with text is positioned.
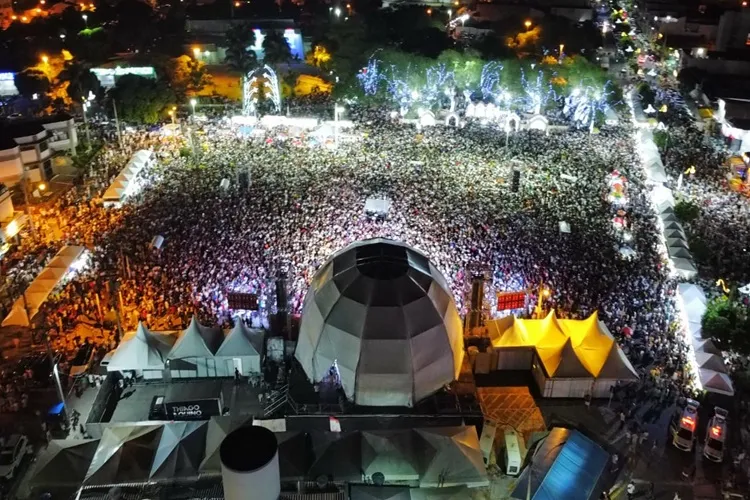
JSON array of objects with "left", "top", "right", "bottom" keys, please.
[
  {"left": 227, "top": 292, "right": 259, "bottom": 311},
  {"left": 496, "top": 291, "right": 526, "bottom": 311}
]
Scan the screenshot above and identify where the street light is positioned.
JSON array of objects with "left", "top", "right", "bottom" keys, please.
[
  {"left": 524, "top": 19, "right": 532, "bottom": 30},
  {"left": 168, "top": 109, "right": 175, "bottom": 125},
  {"left": 190, "top": 98, "right": 197, "bottom": 118},
  {"left": 41, "top": 54, "right": 49, "bottom": 64},
  {"left": 192, "top": 46, "right": 201, "bottom": 58},
  {"left": 81, "top": 13, "right": 87, "bottom": 27},
  {"left": 38, "top": 183, "right": 46, "bottom": 191},
  {"left": 334, "top": 104, "right": 344, "bottom": 148},
  {"left": 334, "top": 6, "right": 341, "bottom": 17}
]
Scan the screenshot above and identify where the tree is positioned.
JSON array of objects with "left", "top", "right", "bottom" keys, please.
[
  {"left": 702, "top": 296, "right": 750, "bottom": 356},
  {"left": 674, "top": 199, "right": 700, "bottom": 224},
  {"left": 224, "top": 24, "right": 258, "bottom": 77},
  {"left": 14, "top": 70, "right": 50, "bottom": 99},
  {"left": 59, "top": 61, "right": 101, "bottom": 104},
  {"left": 262, "top": 30, "right": 292, "bottom": 66},
  {"left": 108, "top": 75, "right": 175, "bottom": 124},
  {"left": 168, "top": 55, "right": 212, "bottom": 97},
  {"left": 306, "top": 44, "right": 332, "bottom": 70}
]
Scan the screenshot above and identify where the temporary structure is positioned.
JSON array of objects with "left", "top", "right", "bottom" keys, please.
[
  {"left": 294, "top": 238, "right": 464, "bottom": 407},
  {"left": 199, "top": 415, "right": 253, "bottom": 472},
  {"left": 350, "top": 485, "right": 411, "bottom": 500},
  {"left": 214, "top": 319, "right": 264, "bottom": 376},
  {"left": 695, "top": 352, "right": 728, "bottom": 374},
  {"left": 168, "top": 317, "right": 223, "bottom": 378},
  {"left": 102, "top": 150, "right": 153, "bottom": 207},
  {"left": 107, "top": 323, "right": 175, "bottom": 379},
  {"left": 416, "top": 427, "right": 488, "bottom": 488},
  {"left": 361, "top": 430, "right": 424, "bottom": 482},
  {"left": 276, "top": 431, "right": 313, "bottom": 480},
  {"left": 2, "top": 245, "right": 86, "bottom": 327},
  {"left": 308, "top": 431, "right": 363, "bottom": 482},
  {"left": 511, "top": 428, "right": 608, "bottom": 500},
  {"left": 490, "top": 311, "right": 637, "bottom": 398},
  {"left": 26, "top": 439, "right": 99, "bottom": 496},
  {"left": 699, "top": 369, "right": 735, "bottom": 396},
  {"left": 85, "top": 424, "right": 163, "bottom": 485},
  {"left": 150, "top": 421, "right": 207, "bottom": 479}
]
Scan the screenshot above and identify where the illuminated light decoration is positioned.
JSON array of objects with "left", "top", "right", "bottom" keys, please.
[
  {"left": 357, "top": 59, "right": 383, "bottom": 96},
  {"left": 562, "top": 83, "right": 613, "bottom": 132},
  {"left": 243, "top": 65, "right": 281, "bottom": 115},
  {"left": 521, "top": 69, "right": 556, "bottom": 115},
  {"left": 643, "top": 104, "right": 656, "bottom": 114},
  {"left": 479, "top": 61, "right": 502, "bottom": 99}
]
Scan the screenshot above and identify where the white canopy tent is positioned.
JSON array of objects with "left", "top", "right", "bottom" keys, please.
[
  {"left": 149, "top": 421, "right": 207, "bottom": 479},
  {"left": 214, "top": 320, "right": 264, "bottom": 376},
  {"left": 84, "top": 424, "right": 163, "bottom": 486},
  {"left": 415, "top": 427, "right": 489, "bottom": 488},
  {"left": 26, "top": 439, "right": 99, "bottom": 495},
  {"left": 699, "top": 369, "right": 735, "bottom": 396},
  {"left": 2, "top": 245, "right": 86, "bottom": 327},
  {"left": 107, "top": 322, "right": 176, "bottom": 379},
  {"left": 102, "top": 150, "right": 153, "bottom": 207},
  {"left": 168, "top": 317, "right": 223, "bottom": 378}
]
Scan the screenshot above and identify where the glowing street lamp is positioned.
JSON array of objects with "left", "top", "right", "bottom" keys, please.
[
  {"left": 82, "top": 13, "right": 88, "bottom": 27},
  {"left": 524, "top": 19, "right": 532, "bottom": 30},
  {"left": 38, "top": 183, "right": 46, "bottom": 192},
  {"left": 334, "top": 6, "right": 341, "bottom": 17},
  {"left": 168, "top": 109, "right": 175, "bottom": 125},
  {"left": 41, "top": 54, "right": 49, "bottom": 64},
  {"left": 190, "top": 98, "right": 197, "bottom": 118}
]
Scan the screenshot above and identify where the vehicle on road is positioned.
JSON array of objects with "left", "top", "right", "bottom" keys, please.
[
  {"left": 703, "top": 407, "right": 729, "bottom": 462},
  {"left": 0, "top": 435, "right": 29, "bottom": 480},
  {"left": 670, "top": 399, "right": 700, "bottom": 451}
]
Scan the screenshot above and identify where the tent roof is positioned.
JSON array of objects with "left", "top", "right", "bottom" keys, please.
[
  {"left": 486, "top": 315, "right": 514, "bottom": 344},
  {"left": 415, "top": 427, "right": 488, "bottom": 488},
  {"left": 85, "top": 424, "right": 163, "bottom": 486},
  {"left": 150, "top": 421, "right": 207, "bottom": 479},
  {"left": 695, "top": 352, "right": 728, "bottom": 373},
  {"left": 512, "top": 428, "right": 608, "bottom": 500},
  {"left": 309, "top": 431, "right": 363, "bottom": 482},
  {"left": 552, "top": 340, "right": 595, "bottom": 378},
  {"left": 350, "top": 485, "right": 411, "bottom": 500},
  {"left": 28, "top": 439, "right": 99, "bottom": 490},
  {"left": 494, "top": 317, "right": 533, "bottom": 347},
  {"left": 199, "top": 415, "right": 253, "bottom": 472},
  {"left": 215, "top": 320, "right": 263, "bottom": 358},
  {"left": 700, "top": 369, "right": 735, "bottom": 396},
  {"left": 168, "top": 317, "right": 222, "bottom": 359},
  {"left": 108, "top": 323, "right": 175, "bottom": 372},
  {"left": 693, "top": 338, "right": 721, "bottom": 356},
  {"left": 597, "top": 344, "right": 639, "bottom": 380},
  {"left": 361, "top": 429, "right": 428, "bottom": 481},
  {"left": 277, "top": 431, "right": 313, "bottom": 480}
]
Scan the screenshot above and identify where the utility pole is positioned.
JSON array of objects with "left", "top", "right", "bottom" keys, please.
[
  {"left": 112, "top": 98, "right": 123, "bottom": 150},
  {"left": 109, "top": 276, "right": 123, "bottom": 342},
  {"left": 20, "top": 168, "right": 36, "bottom": 237}
]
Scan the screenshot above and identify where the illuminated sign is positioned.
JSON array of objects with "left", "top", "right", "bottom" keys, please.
[
  {"left": 91, "top": 66, "right": 156, "bottom": 77},
  {"left": 0, "top": 73, "right": 14, "bottom": 81}
]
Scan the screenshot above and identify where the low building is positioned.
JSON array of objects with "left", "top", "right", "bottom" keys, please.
[{"left": 0, "top": 114, "right": 78, "bottom": 187}]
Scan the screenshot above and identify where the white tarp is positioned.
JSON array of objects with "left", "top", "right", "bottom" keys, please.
[
  {"left": 2, "top": 245, "right": 85, "bottom": 327},
  {"left": 107, "top": 322, "right": 176, "bottom": 373},
  {"left": 364, "top": 198, "right": 392, "bottom": 216},
  {"left": 415, "top": 427, "right": 489, "bottom": 488},
  {"left": 102, "top": 149, "right": 153, "bottom": 206}
]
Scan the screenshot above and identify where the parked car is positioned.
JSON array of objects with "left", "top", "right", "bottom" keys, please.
[{"left": 0, "top": 434, "right": 29, "bottom": 480}]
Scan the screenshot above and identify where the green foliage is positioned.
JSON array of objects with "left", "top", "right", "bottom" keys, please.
[
  {"left": 14, "top": 69, "right": 50, "bottom": 99},
  {"left": 262, "top": 31, "right": 293, "bottom": 66},
  {"left": 674, "top": 199, "right": 700, "bottom": 224},
  {"left": 224, "top": 24, "right": 258, "bottom": 76},
  {"left": 637, "top": 82, "right": 656, "bottom": 106},
  {"left": 702, "top": 296, "right": 750, "bottom": 356},
  {"left": 108, "top": 75, "right": 175, "bottom": 124},
  {"left": 60, "top": 61, "right": 102, "bottom": 104}
]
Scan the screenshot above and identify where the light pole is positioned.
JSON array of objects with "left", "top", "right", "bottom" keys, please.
[
  {"left": 82, "top": 100, "right": 92, "bottom": 152},
  {"left": 334, "top": 104, "right": 344, "bottom": 148},
  {"left": 168, "top": 109, "right": 175, "bottom": 125},
  {"left": 190, "top": 98, "right": 197, "bottom": 120},
  {"left": 81, "top": 14, "right": 87, "bottom": 27}
]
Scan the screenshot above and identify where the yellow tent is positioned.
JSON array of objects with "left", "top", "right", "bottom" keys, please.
[
  {"left": 494, "top": 318, "right": 533, "bottom": 347},
  {"left": 486, "top": 315, "right": 515, "bottom": 345}
]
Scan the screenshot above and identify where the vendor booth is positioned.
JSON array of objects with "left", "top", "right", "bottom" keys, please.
[
  {"left": 2, "top": 245, "right": 86, "bottom": 327},
  {"left": 102, "top": 150, "right": 154, "bottom": 207},
  {"left": 167, "top": 317, "right": 223, "bottom": 378},
  {"left": 107, "top": 322, "right": 175, "bottom": 379},
  {"left": 487, "top": 311, "right": 638, "bottom": 398},
  {"left": 213, "top": 320, "right": 264, "bottom": 377}
]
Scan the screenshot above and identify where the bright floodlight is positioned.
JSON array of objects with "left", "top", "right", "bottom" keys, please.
[
  {"left": 190, "top": 98, "right": 197, "bottom": 107},
  {"left": 334, "top": 6, "right": 341, "bottom": 16},
  {"left": 410, "top": 90, "right": 419, "bottom": 99}
]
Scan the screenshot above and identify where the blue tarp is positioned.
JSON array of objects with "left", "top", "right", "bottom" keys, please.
[{"left": 511, "top": 428, "right": 609, "bottom": 500}]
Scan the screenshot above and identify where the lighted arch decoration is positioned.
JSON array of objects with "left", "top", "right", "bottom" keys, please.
[
  {"left": 445, "top": 112, "right": 460, "bottom": 127},
  {"left": 465, "top": 102, "right": 476, "bottom": 118},
  {"left": 419, "top": 110, "right": 437, "bottom": 127},
  {"left": 504, "top": 112, "right": 521, "bottom": 132},
  {"left": 527, "top": 114, "right": 549, "bottom": 133},
  {"left": 475, "top": 102, "right": 487, "bottom": 119},
  {"left": 242, "top": 65, "right": 282, "bottom": 116}
]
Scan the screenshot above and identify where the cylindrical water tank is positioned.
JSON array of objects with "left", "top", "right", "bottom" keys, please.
[{"left": 220, "top": 426, "right": 280, "bottom": 500}]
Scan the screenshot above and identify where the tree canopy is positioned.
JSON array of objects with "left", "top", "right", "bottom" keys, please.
[
  {"left": 702, "top": 296, "right": 750, "bottom": 356},
  {"left": 224, "top": 23, "right": 258, "bottom": 76},
  {"left": 108, "top": 75, "right": 175, "bottom": 124}
]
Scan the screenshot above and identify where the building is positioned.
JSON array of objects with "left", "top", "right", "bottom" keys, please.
[
  {"left": 185, "top": 19, "right": 305, "bottom": 66},
  {"left": 0, "top": 114, "right": 78, "bottom": 187},
  {"left": 0, "top": 183, "right": 27, "bottom": 246}
]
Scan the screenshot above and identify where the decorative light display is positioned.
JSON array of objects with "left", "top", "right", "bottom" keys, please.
[
  {"left": 562, "top": 83, "right": 613, "bottom": 131},
  {"left": 242, "top": 65, "right": 282, "bottom": 116}
]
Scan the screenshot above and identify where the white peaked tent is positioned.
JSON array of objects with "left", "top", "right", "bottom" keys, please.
[
  {"left": 149, "top": 421, "right": 207, "bottom": 479},
  {"left": 168, "top": 317, "right": 223, "bottom": 378},
  {"left": 107, "top": 323, "right": 175, "bottom": 379},
  {"left": 200, "top": 415, "right": 253, "bottom": 472},
  {"left": 415, "top": 427, "right": 489, "bottom": 488},
  {"left": 700, "top": 369, "right": 735, "bottom": 396},
  {"left": 652, "top": 184, "right": 675, "bottom": 212},
  {"left": 214, "top": 320, "right": 264, "bottom": 376},
  {"left": 361, "top": 430, "right": 422, "bottom": 482},
  {"left": 695, "top": 351, "right": 728, "bottom": 373},
  {"left": 2, "top": 245, "right": 86, "bottom": 327},
  {"left": 85, "top": 424, "right": 163, "bottom": 486},
  {"left": 295, "top": 239, "right": 464, "bottom": 407},
  {"left": 27, "top": 439, "right": 99, "bottom": 494},
  {"left": 102, "top": 150, "right": 153, "bottom": 207}
]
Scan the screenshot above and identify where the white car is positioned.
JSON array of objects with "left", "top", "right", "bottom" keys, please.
[{"left": 0, "top": 434, "right": 29, "bottom": 480}]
